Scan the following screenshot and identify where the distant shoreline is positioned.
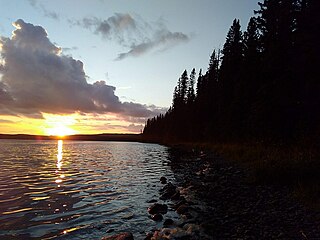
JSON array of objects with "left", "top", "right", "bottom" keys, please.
[{"left": 0, "top": 133, "right": 143, "bottom": 142}]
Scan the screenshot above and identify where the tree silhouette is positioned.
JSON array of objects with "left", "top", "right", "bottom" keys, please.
[
  {"left": 143, "top": 0, "right": 320, "bottom": 145},
  {"left": 187, "top": 68, "right": 196, "bottom": 104}
]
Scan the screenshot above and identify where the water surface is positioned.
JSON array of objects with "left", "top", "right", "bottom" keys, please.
[{"left": 0, "top": 140, "right": 176, "bottom": 239}]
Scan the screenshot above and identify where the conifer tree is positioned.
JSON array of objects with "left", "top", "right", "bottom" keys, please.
[{"left": 187, "top": 68, "right": 196, "bottom": 104}]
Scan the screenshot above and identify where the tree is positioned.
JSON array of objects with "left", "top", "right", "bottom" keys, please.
[
  {"left": 253, "top": 0, "right": 303, "bottom": 139},
  {"left": 187, "top": 68, "right": 196, "bottom": 104},
  {"left": 179, "top": 70, "right": 188, "bottom": 104},
  {"left": 219, "top": 19, "right": 244, "bottom": 138},
  {"left": 143, "top": 0, "right": 320, "bottom": 144},
  {"left": 196, "top": 69, "right": 203, "bottom": 97}
]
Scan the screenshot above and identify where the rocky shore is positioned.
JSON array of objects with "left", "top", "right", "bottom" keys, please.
[{"left": 104, "top": 148, "right": 320, "bottom": 239}]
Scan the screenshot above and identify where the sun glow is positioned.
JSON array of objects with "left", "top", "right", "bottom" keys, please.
[
  {"left": 43, "top": 114, "right": 77, "bottom": 137},
  {"left": 46, "top": 124, "right": 75, "bottom": 137}
]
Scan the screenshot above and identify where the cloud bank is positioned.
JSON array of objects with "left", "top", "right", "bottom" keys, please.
[
  {"left": 73, "top": 13, "right": 190, "bottom": 60},
  {"left": 0, "top": 19, "right": 165, "bottom": 120}
]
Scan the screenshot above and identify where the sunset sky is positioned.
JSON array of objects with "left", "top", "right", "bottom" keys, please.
[{"left": 0, "top": 0, "right": 260, "bottom": 135}]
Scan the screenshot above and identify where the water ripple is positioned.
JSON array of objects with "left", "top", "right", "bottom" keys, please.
[{"left": 0, "top": 140, "right": 176, "bottom": 239}]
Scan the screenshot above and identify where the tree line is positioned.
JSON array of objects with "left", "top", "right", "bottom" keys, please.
[{"left": 143, "top": 0, "right": 320, "bottom": 144}]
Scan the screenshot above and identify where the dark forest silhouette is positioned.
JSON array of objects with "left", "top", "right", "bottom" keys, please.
[{"left": 143, "top": 0, "right": 320, "bottom": 144}]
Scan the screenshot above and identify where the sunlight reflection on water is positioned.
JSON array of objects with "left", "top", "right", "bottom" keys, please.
[
  {"left": 57, "top": 140, "right": 63, "bottom": 170},
  {"left": 55, "top": 140, "right": 64, "bottom": 186},
  {"left": 0, "top": 140, "right": 177, "bottom": 239}
]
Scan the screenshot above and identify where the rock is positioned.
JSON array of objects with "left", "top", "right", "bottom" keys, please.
[
  {"left": 160, "top": 176, "right": 167, "bottom": 184},
  {"left": 144, "top": 233, "right": 153, "bottom": 240},
  {"left": 151, "top": 213, "right": 163, "bottom": 221},
  {"left": 163, "top": 219, "right": 174, "bottom": 227},
  {"left": 170, "top": 191, "right": 181, "bottom": 200},
  {"left": 159, "top": 183, "right": 177, "bottom": 200},
  {"left": 173, "top": 199, "right": 187, "bottom": 210},
  {"left": 183, "top": 212, "right": 194, "bottom": 220},
  {"left": 184, "top": 224, "right": 201, "bottom": 235},
  {"left": 159, "top": 182, "right": 176, "bottom": 194},
  {"left": 101, "top": 232, "right": 134, "bottom": 240},
  {"left": 155, "top": 227, "right": 191, "bottom": 239},
  {"left": 176, "top": 204, "right": 189, "bottom": 214},
  {"left": 160, "top": 192, "right": 175, "bottom": 200},
  {"left": 148, "top": 203, "right": 168, "bottom": 215}
]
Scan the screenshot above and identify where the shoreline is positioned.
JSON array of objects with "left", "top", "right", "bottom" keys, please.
[
  {"left": 104, "top": 144, "right": 320, "bottom": 239},
  {"left": 141, "top": 147, "right": 320, "bottom": 239}
]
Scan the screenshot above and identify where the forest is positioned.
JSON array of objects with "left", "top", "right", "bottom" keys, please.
[{"left": 143, "top": 0, "right": 320, "bottom": 145}]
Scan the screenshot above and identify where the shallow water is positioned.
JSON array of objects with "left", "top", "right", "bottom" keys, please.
[{"left": 0, "top": 140, "right": 177, "bottom": 239}]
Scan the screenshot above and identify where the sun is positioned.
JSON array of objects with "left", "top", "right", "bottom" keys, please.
[
  {"left": 46, "top": 124, "right": 76, "bottom": 137},
  {"left": 43, "top": 113, "right": 77, "bottom": 137}
]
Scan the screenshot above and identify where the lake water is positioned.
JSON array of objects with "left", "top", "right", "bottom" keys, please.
[{"left": 0, "top": 140, "right": 178, "bottom": 239}]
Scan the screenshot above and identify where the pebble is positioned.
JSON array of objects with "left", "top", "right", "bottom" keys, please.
[
  {"left": 148, "top": 203, "right": 168, "bottom": 215},
  {"left": 101, "top": 232, "right": 134, "bottom": 240},
  {"left": 176, "top": 204, "right": 189, "bottom": 214}
]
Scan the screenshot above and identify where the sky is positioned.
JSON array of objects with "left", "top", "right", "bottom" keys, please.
[{"left": 0, "top": 0, "right": 261, "bottom": 135}]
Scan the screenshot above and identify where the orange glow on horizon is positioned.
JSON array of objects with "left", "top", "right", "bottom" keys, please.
[{"left": 0, "top": 112, "right": 142, "bottom": 135}]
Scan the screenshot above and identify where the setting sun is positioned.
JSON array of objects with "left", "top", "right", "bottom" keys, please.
[
  {"left": 46, "top": 124, "right": 76, "bottom": 137},
  {"left": 43, "top": 114, "right": 77, "bottom": 137}
]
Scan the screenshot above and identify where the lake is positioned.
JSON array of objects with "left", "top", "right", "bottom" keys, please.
[{"left": 0, "top": 140, "right": 179, "bottom": 239}]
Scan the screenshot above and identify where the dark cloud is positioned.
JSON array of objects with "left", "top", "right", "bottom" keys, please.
[
  {"left": 72, "top": 13, "right": 190, "bottom": 60},
  {"left": 0, "top": 19, "right": 164, "bottom": 120}
]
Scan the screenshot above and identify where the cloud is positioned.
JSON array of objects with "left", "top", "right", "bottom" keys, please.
[
  {"left": 73, "top": 13, "right": 139, "bottom": 44},
  {"left": 28, "top": 0, "right": 60, "bottom": 20},
  {"left": 0, "top": 19, "right": 164, "bottom": 120},
  {"left": 93, "top": 122, "right": 144, "bottom": 133},
  {"left": 0, "top": 119, "right": 13, "bottom": 123},
  {"left": 72, "top": 13, "right": 190, "bottom": 60},
  {"left": 116, "top": 30, "right": 189, "bottom": 60},
  {"left": 62, "top": 46, "right": 78, "bottom": 52}
]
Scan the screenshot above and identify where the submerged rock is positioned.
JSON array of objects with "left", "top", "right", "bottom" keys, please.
[
  {"left": 151, "top": 213, "right": 163, "bottom": 221},
  {"left": 159, "top": 183, "right": 177, "bottom": 200},
  {"left": 160, "top": 176, "right": 167, "bottom": 184},
  {"left": 101, "top": 232, "right": 134, "bottom": 240},
  {"left": 148, "top": 203, "right": 168, "bottom": 215}
]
